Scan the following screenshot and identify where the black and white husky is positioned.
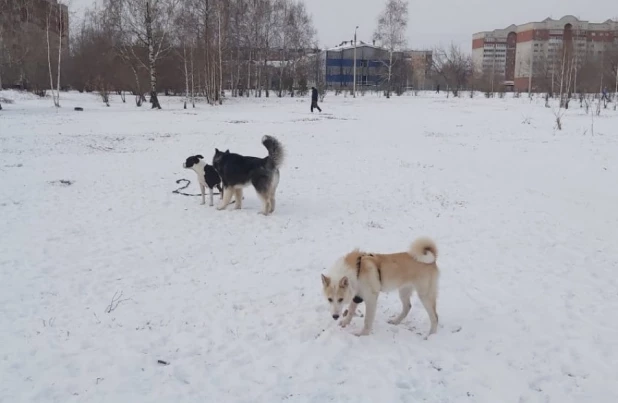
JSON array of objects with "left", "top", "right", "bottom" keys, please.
[
  {"left": 182, "top": 155, "right": 223, "bottom": 206},
  {"left": 212, "top": 135, "right": 285, "bottom": 215}
]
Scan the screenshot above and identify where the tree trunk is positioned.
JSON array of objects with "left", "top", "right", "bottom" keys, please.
[
  {"left": 247, "top": 51, "right": 251, "bottom": 97},
  {"left": 203, "top": 5, "right": 211, "bottom": 104},
  {"left": 190, "top": 42, "right": 195, "bottom": 108},
  {"left": 183, "top": 42, "right": 189, "bottom": 109},
  {"left": 386, "top": 50, "right": 393, "bottom": 99},
  {"left": 217, "top": 8, "right": 222, "bottom": 104},
  {"left": 256, "top": 51, "right": 261, "bottom": 97},
  {"left": 56, "top": 2, "right": 62, "bottom": 105},
  {"left": 130, "top": 64, "right": 143, "bottom": 106},
  {"left": 146, "top": 2, "right": 161, "bottom": 109},
  {"left": 46, "top": 10, "right": 59, "bottom": 107}
]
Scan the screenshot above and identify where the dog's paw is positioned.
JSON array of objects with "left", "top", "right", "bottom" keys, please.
[
  {"left": 388, "top": 318, "right": 402, "bottom": 325},
  {"left": 200, "top": 201, "right": 206, "bottom": 205},
  {"left": 355, "top": 328, "right": 371, "bottom": 337},
  {"left": 216, "top": 204, "right": 227, "bottom": 210},
  {"left": 339, "top": 319, "right": 351, "bottom": 328}
]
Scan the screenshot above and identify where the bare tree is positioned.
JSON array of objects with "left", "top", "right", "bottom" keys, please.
[
  {"left": 63, "top": 0, "right": 315, "bottom": 104},
  {"left": 173, "top": 1, "right": 197, "bottom": 108},
  {"left": 432, "top": 44, "right": 473, "bottom": 97},
  {"left": 373, "top": 0, "right": 408, "bottom": 98},
  {"left": 45, "top": 1, "right": 65, "bottom": 107},
  {"left": 107, "top": 0, "right": 179, "bottom": 109}
]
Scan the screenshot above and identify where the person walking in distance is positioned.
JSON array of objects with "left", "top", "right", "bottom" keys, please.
[{"left": 311, "top": 86, "right": 322, "bottom": 113}]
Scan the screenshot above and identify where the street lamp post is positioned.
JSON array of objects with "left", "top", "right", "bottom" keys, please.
[{"left": 353, "top": 26, "right": 358, "bottom": 98}]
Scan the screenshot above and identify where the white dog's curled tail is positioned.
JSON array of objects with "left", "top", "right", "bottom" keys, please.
[{"left": 409, "top": 237, "right": 438, "bottom": 264}]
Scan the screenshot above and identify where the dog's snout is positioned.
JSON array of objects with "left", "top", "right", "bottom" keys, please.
[{"left": 332, "top": 314, "right": 339, "bottom": 320}]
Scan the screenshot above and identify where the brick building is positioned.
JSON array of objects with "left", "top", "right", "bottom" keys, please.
[
  {"left": 472, "top": 16, "right": 618, "bottom": 91},
  {"left": 0, "top": 0, "right": 69, "bottom": 87},
  {"left": 406, "top": 50, "right": 434, "bottom": 90}
]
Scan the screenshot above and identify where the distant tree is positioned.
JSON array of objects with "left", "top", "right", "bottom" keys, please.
[
  {"left": 106, "top": 0, "right": 179, "bottom": 109},
  {"left": 373, "top": 0, "right": 408, "bottom": 98},
  {"left": 432, "top": 44, "right": 473, "bottom": 97}
]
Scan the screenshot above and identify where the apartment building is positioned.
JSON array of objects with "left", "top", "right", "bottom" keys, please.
[
  {"left": 472, "top": 26, "right": 518, "bottom": 86},
  {"left": 407, "top": 50, "right": 434, "bottom": 90},
  {"left": 472, "top": 15, "right": 618, "bottom": 91}
]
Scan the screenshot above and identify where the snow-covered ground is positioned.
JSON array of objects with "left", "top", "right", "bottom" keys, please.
[{"left": 1, "top": 90, "right": 617, "bottom": 403}]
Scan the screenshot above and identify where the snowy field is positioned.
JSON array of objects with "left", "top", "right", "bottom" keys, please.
[{"left": 1, "top": 90, "right": 618, "bottom": 403}]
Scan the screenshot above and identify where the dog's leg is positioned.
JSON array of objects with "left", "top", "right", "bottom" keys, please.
[
  {"left": 208, "top": 187, "right": 214, "bottom": 206},
  {"left": 234, "top": 188, "right": 243, "bottom": 209},
  {"left": 339, "top": 300, "right": 358, "bottom": 328},
  {"left": 217, "top": 187, "right": 233, "bottom": 210},
  {"left": 356, "top": 293, "right": 378, "bottom": 336},
  {"left": 388, "top": 287, "right": 414, "bottom": 325},
  {"left": 269, "top": 196, "right": 275, "bottom": 214},
  {"left": 257, "top": 192, "right": 271, "bottom": 215},
  {"left": 418, "top": 292, "right": 439, "bottom": 338},
  {"left": 217, "top": 184, "right": 223, "bottom": 199},
  {"left": 199, "top": 184, "right": 206, "bottom": 205}
]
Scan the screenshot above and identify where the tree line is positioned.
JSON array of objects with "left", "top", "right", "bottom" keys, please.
[{"left": 1, "top": 0, "right": 318, "bottom": 108}]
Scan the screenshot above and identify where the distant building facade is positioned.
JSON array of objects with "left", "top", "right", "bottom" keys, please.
[
  {"left": 406, "top": 50, "right": 434, "bottom": 90},
  {"left": 309, "top": 40, "right": 433, "bottom": 90},
  {"left": 473, "top": 15, "right": 618, "bottom": 91},
  {"left": 0, "top": 0, "right": 69, "bottom": 88},
  {"left": 323, "top": 41, "right": 392, "bottom": 88}
]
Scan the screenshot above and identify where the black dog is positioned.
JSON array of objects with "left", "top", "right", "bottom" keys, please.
[
  {"left": 183, "top": 155, "right": 222, "bottom": 206},
  {"left": 212, "top": 135, "right": 285, "bottom": 215}
]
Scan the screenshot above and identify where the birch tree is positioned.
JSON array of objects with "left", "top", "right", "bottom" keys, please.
[
  {"left": 108, "top": 0, "right": 179, "bottom": 109},
  {"left": 45, "top": 1, "right": 65, "bottom": 107},
  {"left": 373, "top": 0, "right": 408, "bottom": 98}
]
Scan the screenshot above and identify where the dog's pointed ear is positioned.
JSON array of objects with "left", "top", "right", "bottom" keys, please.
[
  {"left": 215, "top": 148, "right": 219, "bottom": 153},
  {"left": 225, "top": 149, "right": 230, "bottom": 154},
  {"left": 321, "top": 274, "right": 330, "bottom": 287},
  {"left": 339, "top": 276, "right": 349, "bottom": 289},
  {"left": 197, "top": 155, "right": 204, "bottom": 159}
]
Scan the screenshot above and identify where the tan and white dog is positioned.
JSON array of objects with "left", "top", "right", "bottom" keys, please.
[{"left": 321, "top": 237, "right": 440, "bottom": 337}]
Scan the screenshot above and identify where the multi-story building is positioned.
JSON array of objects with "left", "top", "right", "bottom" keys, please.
[
  {"left": 0, "top": 0, "right": 69, "bottom": 49},
  {"left": 322, "top": 40, "right": 394, "bottom": 88},
  {"left": 0, "top": 0, "right": 69, "bottom": 88},
  {"left": 310, "top": 40, "right": 433, "bottom": 90},
  {"left": 472, "top": 15, "right": 618, "bottom": 91},
  {"left": 472, "top": 25, "right": 518, "bottom": 87},
  {"left": 406, "top": 50, "right": 434, "bottom": 90}
]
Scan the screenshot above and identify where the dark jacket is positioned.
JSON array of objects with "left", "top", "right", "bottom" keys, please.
[{"left": 311, "top": 87, "right": 318, "bottom": 102}]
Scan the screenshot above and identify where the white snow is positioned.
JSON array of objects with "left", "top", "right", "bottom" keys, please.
[{"left": 1, "top": 90, "right": 618, "bottom": 403}]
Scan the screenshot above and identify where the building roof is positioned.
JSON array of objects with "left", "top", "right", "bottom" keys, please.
[
  {"left": 473, "top": 15, "right": 618, "bottom": 37},
  {"left": 326, "top": 40, "right": 385, "bottom": 52}
]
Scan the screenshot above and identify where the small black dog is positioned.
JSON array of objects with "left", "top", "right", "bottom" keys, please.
[
  {"left": 182, "top": 155, "right": 222, "bottom": 206},
  {"left": 212, "top": 135, "right": 284, "bottom": 215}
]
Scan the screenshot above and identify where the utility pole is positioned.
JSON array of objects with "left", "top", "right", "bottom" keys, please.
[
  {"left": 353, "top": 26, "right": 358, "bottom": 98},
  {"left": 528, "top": 47, "right": 534, "bottom": 98},
  {"left": 491, "top": 44, "right": 496, "bottom": 95},
  {"left": 614, "top": 62, "right": 617, "bottom": 110}
]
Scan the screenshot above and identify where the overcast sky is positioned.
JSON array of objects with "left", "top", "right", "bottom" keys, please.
[{"left": 71, "top": 0, "right": 618, "bottom": 51}]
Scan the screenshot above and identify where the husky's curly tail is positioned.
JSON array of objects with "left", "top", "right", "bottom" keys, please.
[
  {"left": 262, "top": 135, "right": 285, "bottom": 169},
  {"left": 408, "top": 237, "right": 438, "bottom": 264}
]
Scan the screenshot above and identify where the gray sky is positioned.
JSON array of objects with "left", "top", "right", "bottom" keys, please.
[
  {"left": 70, "top": 0, "right": 617, "bottom": 51},
  {"left": 304, "top": 0, "right": 618, "bottom": 50}
]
